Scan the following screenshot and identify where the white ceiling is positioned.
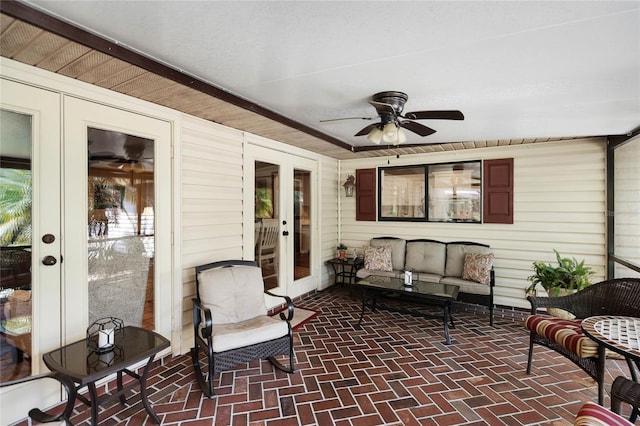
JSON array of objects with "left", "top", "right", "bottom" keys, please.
[{"left": 24, "top": 1, "right": 640, "bottom": 150}]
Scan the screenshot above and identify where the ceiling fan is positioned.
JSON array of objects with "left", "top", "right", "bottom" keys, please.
[
  {"left": 88, "top": 132, "right": 153, "bottom": 171},
  {"left": 322, "top": 91, "right": 464, "bottom": 146}
]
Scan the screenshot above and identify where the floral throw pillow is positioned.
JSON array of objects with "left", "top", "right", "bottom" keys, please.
[
  {"left": 463, "top": 253, "right": 495, "bottom": 284},
  {"left": 364, "top": 246, "right": 393, "bottom": 272}
]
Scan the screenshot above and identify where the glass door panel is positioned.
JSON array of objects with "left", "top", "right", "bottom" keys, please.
[
  {"left": 293, "top": 169, "right": 311, "bottom": 280},
  {"left": 87, "top": 128, "right": 155, "bottom": 329},
  {"left": 255, "top": 161, "right": 280, "bottom": 290},
  {"left": 0, "top": 109, "right": 33, "bottom": 382}
]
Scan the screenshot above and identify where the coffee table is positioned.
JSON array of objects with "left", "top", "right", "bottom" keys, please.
[
  {"left": 353, "top": 275, "right": 459, "bottom": 344},
  {"left": 43, "top": 326, "right": 170, "bottom": 425}
]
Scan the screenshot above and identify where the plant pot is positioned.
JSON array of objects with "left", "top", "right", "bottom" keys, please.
[
  {"left": 338, "top": 250, "right": 346, "bottom": 260},
  {"left": 546, "top": 288, "right": 576, "bottom": 319}
]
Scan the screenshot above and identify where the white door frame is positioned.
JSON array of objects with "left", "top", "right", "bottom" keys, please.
[
  {"left": 62, "top": 96, "right": 172, "bottom": 342},
  {"left": 245, "top": 142, "right": 318, "bottom": 302},
  {"left": 0, "top": 79, "right": 62, "bottom": 425}
]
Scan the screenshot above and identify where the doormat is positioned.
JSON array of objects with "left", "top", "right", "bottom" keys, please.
[
  {"left": 271, "top": 307, "right": 321, "bottom": 330},
  {"left": 291, "top": 307, "right": 321, "bottom": 330}
]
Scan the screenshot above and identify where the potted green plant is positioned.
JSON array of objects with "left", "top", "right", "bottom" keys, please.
[
  {"left": 337, "top": 243, "right": 348, "bottom": 259},
  {"left": 525, "top": 249, "right": 595, "bottom": 318}
]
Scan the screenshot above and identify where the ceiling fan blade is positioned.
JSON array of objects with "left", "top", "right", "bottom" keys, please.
[
  {"left": 399, "top": 120, "right": 437, "bottom": 137},
  {"left": 403, "top": 110, "right": 464, "bottom": 120},
  {"left": 354, "top": 123, "right": 378, "bottom": 137},
  {"left": 320, "top": 117, "right": 374, "bottom": 123},
  {"left": 369, "top": 101, "right": 397, "bottom": 115}
]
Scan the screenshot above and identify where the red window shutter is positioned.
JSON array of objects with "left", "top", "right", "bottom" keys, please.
[
  {"left": 483, "top": 158, "right": 514, "bottom": 224},
  {"left": 355, "top": 168, "right": 376, "bottom": 221}
]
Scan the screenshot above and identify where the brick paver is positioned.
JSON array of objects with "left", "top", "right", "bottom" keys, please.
[{"left": 14, "top": 287, "right": 634, "bottom": 425}]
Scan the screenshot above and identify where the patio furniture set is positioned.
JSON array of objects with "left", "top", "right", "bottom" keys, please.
[{"left": 4, "top": 256, "right": 640, "bottom": 425}]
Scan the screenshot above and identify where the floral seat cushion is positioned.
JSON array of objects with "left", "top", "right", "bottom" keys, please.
[{"left": 524, "top": 315, "right": 598, "bottom": 358}]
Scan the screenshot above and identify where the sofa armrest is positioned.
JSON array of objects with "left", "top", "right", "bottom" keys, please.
[
  {"left": 265, "top": 290, "right": 294, "bottom": 323},
  {"left": 192, "top": 298, "right": 213, "bottom": 338}
]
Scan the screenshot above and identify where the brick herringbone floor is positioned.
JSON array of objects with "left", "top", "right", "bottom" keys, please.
[{"left": 17, "top": 287, "right": 635, "bottom": 425}]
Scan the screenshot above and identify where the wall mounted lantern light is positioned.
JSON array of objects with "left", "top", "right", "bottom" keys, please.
[{"left": 343, "top": 175, "right": 356, "bottom": 197}]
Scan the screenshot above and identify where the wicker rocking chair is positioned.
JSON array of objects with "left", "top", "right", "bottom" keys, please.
[
  {"left": 190, "top": 260, "right": 295, "bottom": 398},
  {"left": 525, "top": 278, "right": 640, "bottom": 405}
]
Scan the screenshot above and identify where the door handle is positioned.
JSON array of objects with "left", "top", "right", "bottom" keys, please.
[
  {"left": 42, "top": 255, "right": 57, "bottom": 266},
  {"left": 282, "top": 230, "right": 289, "bottom": 236}
]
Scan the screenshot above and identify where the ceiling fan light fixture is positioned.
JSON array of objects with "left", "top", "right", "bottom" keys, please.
[
  {"left": 367, "top": 126, "right": 383, "bottom": 144},
  {"left": 396, "top": 127, "right": 407, "bottom": 144},
  {"left": 382, "top": 122, "right": 398, "bottom": 143}
]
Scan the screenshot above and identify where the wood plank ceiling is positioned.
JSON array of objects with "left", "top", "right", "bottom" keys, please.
[{"left": 0, "top": 10, "right": 585, "bottom": 160}]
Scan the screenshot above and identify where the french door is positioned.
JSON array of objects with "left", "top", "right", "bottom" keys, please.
[
  {"left": 63, "top": 96, "right": 172, "bottom": 342},
  {"left": 0, "top": 82, "right": 173, "bottom": 424},
  {"left": 247, "top": 144, "right": 317, "bottom": 300},
  {"left": 0, "top": 79, "right": 62, "bottom": 423}
]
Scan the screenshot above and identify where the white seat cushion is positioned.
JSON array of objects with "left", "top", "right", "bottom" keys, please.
[{"left": 211, "top": 315, "right": 288, "bottom": 353}]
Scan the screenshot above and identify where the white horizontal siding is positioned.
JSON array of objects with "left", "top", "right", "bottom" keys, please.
[
  {"left": 320, "top": 158, "right": 339, "bottom": 289},
  {"left": 179, "top": 115, "right": 244, "bottom": 352},
  {"left": 339, "top": 138, "right": 607, "bottom": 309}
]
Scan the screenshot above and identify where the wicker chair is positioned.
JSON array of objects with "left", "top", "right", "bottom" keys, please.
[
  {"left": 574, "top": 376, "right": 640, "bottom": 425},
  {"left": 191, "top": 260, "right": 295, "bottom": 398},
  {"left": 0, "top": 372, "right": 76, "bottom": 425},
  {"left": 525, "top": 278, "right": 640, "bottom": 405}
]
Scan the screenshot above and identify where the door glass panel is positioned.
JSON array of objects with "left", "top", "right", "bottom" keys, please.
[
  {"left": 87, "top": 128, "right": 154, "bottom": 329},
  {"left": 294, "top": 169, "right": 311, "bottom": 280},
  {"left": 255, "top": 161, "right": 279, "bottom": 290},
  {"left": 0, "top": 109, "right": 33, "bottom": 382}
]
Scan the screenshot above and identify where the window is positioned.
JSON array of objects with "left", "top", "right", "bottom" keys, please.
[{"left": 378, "top": 161, "right": 481, "bottom": 223}]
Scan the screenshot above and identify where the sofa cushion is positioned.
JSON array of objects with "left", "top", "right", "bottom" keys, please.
[
  {"left": 524, "top": 315, "right": 599, "bottom": 358},
  {"left": 463, "top": 253, "right": 494, "bottom": 285},
  {"left": 198, "top": 265, "right": 268, "bottom": 325},
  {"left": 439, "top": 277, "right": 492, "bottom": 296},
  {"left": 404, "top": 240, "right": 446, "bottom": 275},
  {"left": 371, "top": 238, "right": 406, "bottom": 271},
  {"left": 364, "top": 246, "right": 393, "bottom": 271},
  {"left": 445, "top": 243, "right": 493, "bottom": 278}
]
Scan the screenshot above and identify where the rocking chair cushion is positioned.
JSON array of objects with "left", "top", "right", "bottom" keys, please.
[
  {"left": 525, "top": 315, "right": 599, "bottom": 358},
  {"left": 198, "top": 265, "right": 268, "bottom": 324},
  {"left": 210, "top": 315, "right": 288, "bottom": 353}
]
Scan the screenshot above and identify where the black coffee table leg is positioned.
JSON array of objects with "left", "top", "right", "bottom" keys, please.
[
  {"left": 356, "top": 288, "right": 367, "bottom": 328},
  {"left": 443, "top": 303, "right": 452, "bottom": 345}
]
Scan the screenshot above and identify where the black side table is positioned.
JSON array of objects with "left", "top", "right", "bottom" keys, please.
[
  {"left": 43, "top": 326, "right": 170, "bottom": 425},
  {"left": 327, "top": 257, "right": 363, "bottom": 286}
]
